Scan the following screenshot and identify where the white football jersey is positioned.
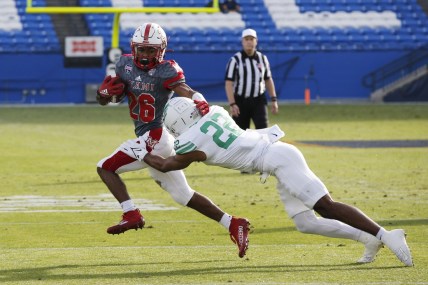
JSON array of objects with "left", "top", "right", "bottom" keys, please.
[
  {"left": 174, "top": 106, "right": 270, "bottom": 172},
  {"left": 174, "top": 105, "right": 329, "bottom": 215}
]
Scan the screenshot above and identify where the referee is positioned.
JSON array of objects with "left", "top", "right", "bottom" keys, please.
[{"left": 225, "top": 28, "right": 279, "bottom": 130}]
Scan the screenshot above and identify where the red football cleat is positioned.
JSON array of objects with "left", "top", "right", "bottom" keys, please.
[
  {"left": 107, "top": 209, "right": 145, "bottom": 235},
  {"left": 229, "top": 217, "right": 250, "bottom": 258}
]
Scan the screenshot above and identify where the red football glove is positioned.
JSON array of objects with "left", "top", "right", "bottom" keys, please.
[
  {"left": 194, "top": 100, "right": 209, "bottom": 116},
  {"left": 97, "top": 75, "right": 125, "bottom": 98}
]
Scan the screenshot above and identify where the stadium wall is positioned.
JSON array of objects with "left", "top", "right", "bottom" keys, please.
[{"left": 0, "top": 50, "right": 404, "bottom": 104}]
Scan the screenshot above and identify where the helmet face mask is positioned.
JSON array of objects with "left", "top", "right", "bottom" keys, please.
[
  {"left": 163, "top": 97, "right": 202, "bottom": 138},
  {"left": 131, "top": 23, "right": 167, "bottom": 70},
  {"left": 133, "top": 45, "right": 159, "bottom": 68}
]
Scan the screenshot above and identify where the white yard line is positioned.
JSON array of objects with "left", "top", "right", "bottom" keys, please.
[
  {"left": 0, "top": 194, "right": 178, "bottom": 212},
  {"left": 1, "top": 244, "right": 322, "bottom": 251}
]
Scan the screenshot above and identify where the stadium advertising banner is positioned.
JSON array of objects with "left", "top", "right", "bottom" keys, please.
[{"left": 64, "top": 36, "right": 104, "bottom": 68}]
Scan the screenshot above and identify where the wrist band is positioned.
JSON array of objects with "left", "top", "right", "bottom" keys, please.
[
  {"left": 271, "top": 96, "right": 277, "bottom": 102},
  {"left": 192, "top": 92, "right": 206, "bottom": 101},
  {"left": 229, "top": 102, "right": 237, "bottom": 107}
]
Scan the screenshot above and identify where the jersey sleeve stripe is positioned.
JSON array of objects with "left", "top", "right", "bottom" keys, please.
[{"left": 175, "top": 141, "right": 197, "bottom": 154}]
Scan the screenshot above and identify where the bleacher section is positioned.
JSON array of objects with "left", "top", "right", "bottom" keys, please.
[
  {"left": 0, "top": 0, "right": 22, "bottom": 31},
  {"left": 2, "top": 0, "right": 427, "bottom": 104},
  {"left": 0, "top": 0, "right": 59, "bottom": 53},
  {"left": 0, "top": 0, "right": 427, "bottom": 53}
]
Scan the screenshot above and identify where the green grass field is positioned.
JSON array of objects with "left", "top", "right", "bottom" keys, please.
[{"left": 1, "top": 103, "right": 427, "bottom": 284}]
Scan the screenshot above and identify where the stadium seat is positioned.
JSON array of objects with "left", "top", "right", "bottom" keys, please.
[{"left": 1, "top": 0, "right": 427, "bottom": 53}]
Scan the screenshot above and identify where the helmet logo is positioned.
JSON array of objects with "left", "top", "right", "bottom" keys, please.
[{"left": 145, "top": 135, "right": 159, "bottom": 151}]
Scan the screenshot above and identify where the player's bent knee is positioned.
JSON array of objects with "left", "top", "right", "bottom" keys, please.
[
  {"left": 294, "top": 218, "right": 316, "bottom": 234},
  {"left": 292, "top": 211, "right": 319, "bottom": 234},
  {"left": 313, "top": 195, "right": 335, "bottom": 218},
  {"left": 159, "top": 179, "right": 195, "bottom": 205},
  {"left": 97, "top": 166, "right": 108, "bottom": 176},
  {"left": 294, "top": 224, "right": 314, "bottom": 234},
  {"left": 149, "top": 169, "right": 195, "bottom": 206},
  {"left": 168, "top": 188, "right": 195, "bottom": 206},
  {"left": 97, "top": 166, "right": 118, "bottom": 182}
]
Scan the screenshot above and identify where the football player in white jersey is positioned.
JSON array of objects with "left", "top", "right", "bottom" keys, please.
[
  {"left": 137, "top": 97, "right": 413, "bottom": 266},
  {"left": 96, "top": 23, "right": 249, "bottom": 258}
]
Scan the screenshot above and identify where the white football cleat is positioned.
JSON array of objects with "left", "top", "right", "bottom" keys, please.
[
  {"left": 381, "top": 229, "right": 413, "bottom": 266},
  {"left": 357, "top": 232, "right": 383, "bottom": 263}
]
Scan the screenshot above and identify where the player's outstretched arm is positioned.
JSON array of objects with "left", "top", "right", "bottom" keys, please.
[{"left": 143, "top": 151, "right": 207, "bottom": 172}]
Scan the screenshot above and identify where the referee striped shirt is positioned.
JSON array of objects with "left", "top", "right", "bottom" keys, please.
[{"left": 224, "top": 50, "right": 272, "bottom": 98}]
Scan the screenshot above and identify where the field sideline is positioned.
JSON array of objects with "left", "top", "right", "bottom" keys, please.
[{"left": 1, "top": 103, "right": 427, "bottom": 284}]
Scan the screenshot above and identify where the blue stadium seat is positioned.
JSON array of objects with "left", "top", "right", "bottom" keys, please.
[{"left": 1, "top": 0, "right": 427, "bottom": 53}]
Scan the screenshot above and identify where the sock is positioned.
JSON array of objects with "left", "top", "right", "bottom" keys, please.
[
  {"left": 376, "top": 227, "right": 387, "bottom": 240},
  {"left": 219, "top": 213, "right": 232, "bottom": 230},
  {"left": 120, "top": 200, "right": 137, "bottom": 213},
  {"left": 357, "top": 230, "right": 374, "bottom": 244}
]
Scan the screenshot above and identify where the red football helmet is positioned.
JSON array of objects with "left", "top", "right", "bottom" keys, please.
[{"left": 131, "top": 23, "right": 167, "bottom": 70}]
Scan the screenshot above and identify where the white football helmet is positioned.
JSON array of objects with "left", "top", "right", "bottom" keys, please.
[
  {"left": 163, "top": 97, "right": 202, "bottom": 138},
  {"left": 131, "top": 22, "right": 167, "bottom": 70}
]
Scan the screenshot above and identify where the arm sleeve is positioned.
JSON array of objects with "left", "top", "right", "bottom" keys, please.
[{"left": 162, "top": 60, "right": 186, "bottom": 89}]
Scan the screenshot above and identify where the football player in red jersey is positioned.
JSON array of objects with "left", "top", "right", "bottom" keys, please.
[{"left": 96, "top": 23, "right": 249, "bottom": 258}]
